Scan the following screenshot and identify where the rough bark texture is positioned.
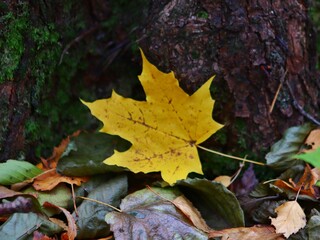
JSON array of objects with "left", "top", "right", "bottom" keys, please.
[
  {"left": 140, "top": 0, "right": 320, "bottom": 153},
  {"left": 0, "top": 0, "right": 146, "bottom": 162}
]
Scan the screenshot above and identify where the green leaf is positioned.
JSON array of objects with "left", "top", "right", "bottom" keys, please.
[
  {"left": 177, "top": 178, "right": 245, "bottom": 229},
  {"left": 75, "top": 174, "right": 128, "bottom": 239},
  {"left": 105, "top": 187, "right": 208, "bottom": 240},
  {"left": 294, "top": 148, "right": 320, "bottom": 167},
  {"left": 57, "top": 132, "right": 129, "bottom": 176},
  {"left": 0, "top": 160, "right": 42, "bottom": 185},
  {"left": 265, "top": 124, "right": 313, "bottom": 171},
  {"left": 23, "top": 184, "right": 71, "bottom": 216},
  {"left": 0, "top": 212, "right": 63, "bottom": 239}
]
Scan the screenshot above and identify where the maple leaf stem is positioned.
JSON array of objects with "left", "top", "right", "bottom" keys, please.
[
  {"left": 78, "top": 196, "right": 122, "bottom": 212},
  {"left": 197, "top": 145, "right": 265, "bottom": 166}
]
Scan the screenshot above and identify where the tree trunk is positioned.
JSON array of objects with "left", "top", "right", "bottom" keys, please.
[
  {"left": 139, "top": 0, "right": 320, "bottom": 154},
  {"left": 0, "top": 0, "right": 141, "bottom": 162}
]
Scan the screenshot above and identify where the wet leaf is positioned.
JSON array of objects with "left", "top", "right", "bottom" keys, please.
[
  {"left": 177, "top": 178, "right": 245, "bottom": 229},
  {"left": 57, "top": 132, "right": 128, "bottom": 176},
  {"left": 270, "top": 201, "right": 306, "bottom": 238},
  {"left": 266, "top": 124, "right": 313, "bottom": 171},
  {"left": 82, "top": 50, "right": 223, "bottom": 185},
  {"left": 308, "top": 208, "right": 320, "bottom": 239},
  {"left": 105, "top": 187, "right": 208, "bottom": 240},
  {"left": 251, "top": 200, "right": 285, "bottom": 224},
  {"left": 75, "top": 175, "right": 128, "bottom": 239},
  {"left": 208, "top": 225, "right": 284, "bottom": 239},
  {"left": 0, "top": 160, "right": 42, "bottom": 185},
  {"left": 0, "top": 212, "right": 63, "bottom": 239}
]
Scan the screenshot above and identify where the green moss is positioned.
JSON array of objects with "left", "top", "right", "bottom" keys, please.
[
  {"left": 0, "top": 8, "right": 28, "bottom": 82},
  {"left": 1, "top": 0, "right": 149, "bottom": 158},
  {"left": 197, "top": 10, "right": 209, "bottom": 19}
]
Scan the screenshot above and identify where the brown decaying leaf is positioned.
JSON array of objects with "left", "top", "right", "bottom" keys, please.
[
  {"left": 43, "top": 202, "right": 77, "bottom": 240},
  {"left": 172, "top": 195, "right": 211, "bottom": 233},
  {"left": 40, "top": 131, "right": 80, "bottom": 169},
  {"left": 208, "top": 225, "right": 284, "bottom": 240},
  {"left": 0, "top": 186, "right": 21, "bottom": 198},
  {"left": 33, "top": 131, "right": 88, "bottom": 191},
  {"left": 33, "top": 169, "right": 88, "bottom": 191},
  {"left": 270, "top": 201, "right": 306, "bottom": 238},
  {"left": 274, "top": 164, "right": 317, "bottom": 198}
]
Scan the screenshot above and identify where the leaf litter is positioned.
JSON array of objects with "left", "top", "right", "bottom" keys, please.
[{"left": 1, "top": 50, "right": 320, "bottom": 239}]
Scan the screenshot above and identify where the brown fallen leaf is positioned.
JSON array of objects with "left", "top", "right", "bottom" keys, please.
[
  {"left": 33, "top": 131, "right": 88, "bottom": 191},
  {"left": 208, "top": 225, "right": 284, "bottom": 240},
  {"left": 213, "top": 175, "right": 232, "bottom": 187},
  {"left": 274, "top": 164, "right": 317, "bottom": 198},
  {"left": 270, "top": 201, "right": 306, "bottom": 238},
  {"left": 172, "top": 195, "right": 211, "bottom": 233},
  {"left": 33, "top": 169, "right": 88, "bottom": 191},
  {"left": 40, "top": 131, "right": 80, "bottom": 169},
  {"left": 43, "top": 202, "right": 77, "bottom": 240}
]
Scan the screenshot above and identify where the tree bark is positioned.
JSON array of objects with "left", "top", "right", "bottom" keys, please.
[
  {"left": 139, "top": 0, "right": 320, "bottom": 154},
  {"left": 0, "top": 0, "right": 116, "bottom": 162}
]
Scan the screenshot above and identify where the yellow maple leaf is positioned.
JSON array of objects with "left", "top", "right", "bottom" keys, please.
[
  {"left": 82, "top": 50, "right": 223, "bottom": 185},
  {"left": 270, "top": 201, "right": 306, "bottom": 238}
]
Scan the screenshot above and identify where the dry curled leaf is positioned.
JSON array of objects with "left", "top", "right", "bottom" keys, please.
[
  {"left": 270, "top": 201, "right": 306, "bottom": 238},
  {"left": 33, "top": 131, "right": 88, "bottom": 191},
  {"left": 208, "top": 225, "right": 284, "bottom": 240},
  {"left": 82, "top": 50, "right": 223, "bottom": 185},
  {"left": 274, "top": 164, "right": 317, "bottom": 198},
  {"left": 172, "top": 195, "right": 211, "bottom": 232},
  {"left": 43, "top": 202, "right": 77, "bottom": 240}
]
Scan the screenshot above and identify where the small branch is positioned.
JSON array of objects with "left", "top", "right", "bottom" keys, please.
[
  {"left": 59, "top": 25, "right": 100, "bottom": 65},
  {"left": 269, "top": 70, "right": 288, "bottom": 113},
  {"left": 286, "top": 80, "right": 320, "bottom": 126},
  {"left": 78, "top": 196, "right": 121, "bottom": 212},
  {"left": 197, "top": 145, "right": 265, "bottom": 166},
  {"left": 70, "top": 184, "right": 78, "bottom": 216}
]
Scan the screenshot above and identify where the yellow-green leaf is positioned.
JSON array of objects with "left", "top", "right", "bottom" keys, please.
[{"left": 82, "top": 50, "right": 223, "bottom": 185}]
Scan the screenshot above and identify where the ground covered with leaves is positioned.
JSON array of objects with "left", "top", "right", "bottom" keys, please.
[{"left": 1, "top": 52, "right": 320, "bottom": 239}]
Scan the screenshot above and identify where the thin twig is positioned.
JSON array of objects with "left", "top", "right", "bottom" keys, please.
[
  {"left": 269, "top": 70, "right": 288, "bottom": 113},
  {"left": 70, "top": 184, "right": 78, "bottom": 216},
  {"left": 78, "top": 196, "right": 121, "bottom": 212},
  {"left": 230, "top": 161, "right": 245, "bottom": 184},
  {"left": 286, "top": 81, "right": 320, "bottom": 126},
  {"left": 59, "top": 25, "right": 100, "bottom": 65},
  {"left": 295, "top": 186, "right": 303, "bottom": 201},
  {"left": 197, "top": 145, "right": 265, "bottom": 166},
  {"left": 146, "top": 185, "right": 173, "bottom": 202}
]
